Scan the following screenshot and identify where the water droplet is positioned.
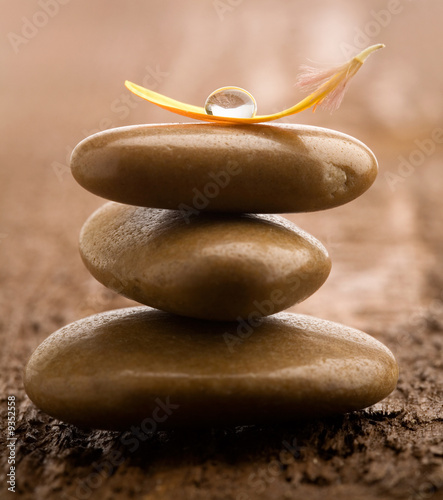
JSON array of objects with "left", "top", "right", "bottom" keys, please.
[{"left": 205, "top": 87, "right": 257, "bottom": 119}]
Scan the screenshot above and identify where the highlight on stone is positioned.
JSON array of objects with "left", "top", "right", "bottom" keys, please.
[{"left": 23, "top": 42, "right": 398, "bottom": 430}]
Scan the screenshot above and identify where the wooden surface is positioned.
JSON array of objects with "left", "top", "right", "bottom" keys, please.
[{"left": 1, "top": 2, "right": 442, "bottom": 499}]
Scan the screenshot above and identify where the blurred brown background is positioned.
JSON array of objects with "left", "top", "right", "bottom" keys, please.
[{"left": 1, "top": 1, "right": 442, "bottom": 499}]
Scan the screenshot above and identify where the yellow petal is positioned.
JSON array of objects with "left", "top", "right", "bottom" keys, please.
[
  {"left": 125, "top": 82, "right": 208, "bottom": 120},
  {"left": 125, "top": 43, "right": 384, "bottom": 124}
]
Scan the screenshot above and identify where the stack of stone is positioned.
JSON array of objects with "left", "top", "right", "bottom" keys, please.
[{"left": 24, "top": 123, "right": 398, "bottom": 430}]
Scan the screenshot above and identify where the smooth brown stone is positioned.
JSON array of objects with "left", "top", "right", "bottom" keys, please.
[
  {"left": 23, "top": 307, "right": 399, "bottom": 430},
  {"left": 79, "top": 203, "right": 331, "bottom": 321},
  {"left": 70, "top": 123, "right": 378, "bottom": 213}
]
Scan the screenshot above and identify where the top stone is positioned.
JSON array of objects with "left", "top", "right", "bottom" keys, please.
[{"left": 71, "top": 123, "right": 378, "bottom": 213}]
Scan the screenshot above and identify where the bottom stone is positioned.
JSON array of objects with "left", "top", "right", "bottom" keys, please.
[{"left": 24, "top": 307, "right": 398, "bottom": 430}]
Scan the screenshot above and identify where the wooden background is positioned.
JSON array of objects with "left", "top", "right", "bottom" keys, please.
[{"left": 1, "top": 1, "right": 442, "bottom": 499}]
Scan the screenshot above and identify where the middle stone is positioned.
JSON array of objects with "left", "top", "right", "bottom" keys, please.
[{"left": 80, "top": 203, "right": 331, "bottom": 321}]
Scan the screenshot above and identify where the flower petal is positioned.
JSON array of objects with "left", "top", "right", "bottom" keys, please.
[{"left": 125, "top": 44, "right": 385, "bottom": 124}]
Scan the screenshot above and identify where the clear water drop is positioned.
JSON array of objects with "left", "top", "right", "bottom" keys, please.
[{"left": 204, "top": 86, "right": 257, "bottom": 119}]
